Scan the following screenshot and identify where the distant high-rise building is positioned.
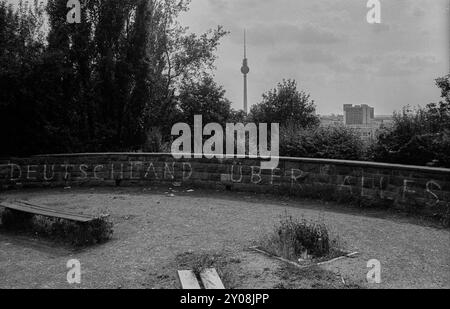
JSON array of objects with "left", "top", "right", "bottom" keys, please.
[
  {"left": 240, "top": 30, "right": 250, "bottom": 114},
  {"left": 343, "top": 104, "right": 374, "bottom": 125},
  {"left": 343, "top": 104, "right": 377, "bottom": 144}
]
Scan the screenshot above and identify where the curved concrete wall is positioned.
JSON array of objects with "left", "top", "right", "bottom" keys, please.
[{"left": 1, "top": 153, "right": 449, "bottom": 219}]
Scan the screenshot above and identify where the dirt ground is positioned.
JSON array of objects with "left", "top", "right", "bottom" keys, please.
[{"left": 0, "top": 187, "right": 449, "bottom": 289}]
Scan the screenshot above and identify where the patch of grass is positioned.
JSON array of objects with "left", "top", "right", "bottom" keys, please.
[
  {"left": 0, "top": 209, "right": 113, "bottom": 247},
  {"left": 259, "top": 212, "right": 344, "bottom": 262},
  {"left": 274, "top": 264, "right": 362, "bottom": 289},
  {"left": 175, "top": 251, "right": 241, "bottom": 289}
]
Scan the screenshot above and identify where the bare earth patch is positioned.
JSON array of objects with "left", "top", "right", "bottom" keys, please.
[{"left": 0, "top": 187, "right": 449, "bottom": 289}]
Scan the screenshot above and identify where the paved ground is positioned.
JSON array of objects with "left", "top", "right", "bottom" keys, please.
[{"left": 0, "top": 187, "right": 449, "bottom": 289}]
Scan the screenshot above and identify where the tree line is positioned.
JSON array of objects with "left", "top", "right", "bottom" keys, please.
[
  {"left": 0, "top": 0, "right": 228, "bottom": 155},
  {"left": 1, "top": 1, "right": 449, "bottom": 168}
]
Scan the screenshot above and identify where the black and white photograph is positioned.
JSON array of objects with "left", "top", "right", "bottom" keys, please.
[{"left": 0, "top": 0, "right": 449, "bottom": 294}]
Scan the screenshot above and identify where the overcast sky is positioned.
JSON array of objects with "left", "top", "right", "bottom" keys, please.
[
  {"left": 8, "top": 0, "right": 450, "bottom": 115},
  {"left": 179, "top": 0, "right": 449, "bottom": 115}
]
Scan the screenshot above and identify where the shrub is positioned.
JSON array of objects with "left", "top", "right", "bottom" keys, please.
[
  {"left": 33, "top": 215, "right": 114, "bottom": 247},
  {"left": 260, "top": 213, "right": 340, "bottom": 261},
  {"left": 367, "top": 74, "right": 450, "bottom": 168},
  {"left": 0, "top": 209, "right": 34, "bottom": 230},
  {"left": 280, "top": 124, "right": 365, "bottom": 160},
  {"left": 367, "top": 113, "right": 450, "bottom": 168}
]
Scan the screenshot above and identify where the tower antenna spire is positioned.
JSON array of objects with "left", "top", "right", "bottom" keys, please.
[
  {"left": 244, "top": 29, "right": 247, "bottom": 58},
  {"left": 240, "top": 29, "right": 250, "bottom": 114}
]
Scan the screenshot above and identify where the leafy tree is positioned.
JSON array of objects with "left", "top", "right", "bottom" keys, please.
[
  {"left": 178, "top": 75, "right": 232, "bottom": 125},
  {"left": 47, "top": 0, "right": 227, "bottom": 150},
  {"left": 249, "top": 79, "right": 319, "bottom": 128}
]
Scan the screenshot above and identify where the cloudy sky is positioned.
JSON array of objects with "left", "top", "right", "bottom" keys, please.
[{"left": 179, "top": 0, "right": 449, "bottom": 115}]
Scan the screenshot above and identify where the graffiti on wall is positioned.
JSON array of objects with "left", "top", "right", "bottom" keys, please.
[{"left": 1, "top": 160, "right": 447, "bottom": 206}]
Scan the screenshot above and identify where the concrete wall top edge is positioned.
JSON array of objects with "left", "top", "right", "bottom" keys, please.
[{"left": 1, "top": 152, "right": 449, "bottom": 174}]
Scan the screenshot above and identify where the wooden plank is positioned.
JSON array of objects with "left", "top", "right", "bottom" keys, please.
[
  {"left": 16, "top": 201, "right": 93, "bottom": 221},
  {"left": 200, "top": 268, "right": 225, "bottom": 290},
  {"left": 249, "top": 246, "right": 309, "bottom": 269},
  {"left": 0, "top": 201, "right": 93, "bottom": 223},
  {"left": 177, "top": 270, "right": 201, "bottom": 290},
  {"left": 316, "top": 252, "right": 360, "bottom": 266},
  {"left": 14, "top": 201, "right": 93, "bottom": 219}
]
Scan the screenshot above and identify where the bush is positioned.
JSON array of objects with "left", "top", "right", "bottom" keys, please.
[
  {"left": 260, "top": 214, "right": 340, "bottom": 261},
  {"left": 367, "top": 106, "right": 450, "bottom": 168},
  {"left": 280, "top": 124, "right": 365, "bottom": 160},
  {"left": 32, "top": 216, "right": 114, "bottom": 247},
  {"left": 367, "top": 76, "right": 450, "bottom": 168},
  {"left": 0, "top": 209, "right": 34, "bottom": 230}
]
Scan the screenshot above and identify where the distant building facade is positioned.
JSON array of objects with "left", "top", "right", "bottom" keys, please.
[
  {"left": 319, "top": 105, "right": 393, "bottom": 144},
  {"left": 342, "top": 104, "right": 377, "bottom": 143}
]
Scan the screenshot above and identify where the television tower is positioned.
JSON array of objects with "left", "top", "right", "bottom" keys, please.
[{"left": 240, "top": 30, "right": 250, "bottom": 114}]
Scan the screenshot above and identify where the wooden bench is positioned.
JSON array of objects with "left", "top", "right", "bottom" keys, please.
[{"left": 0, "top": 200, "right": 95, "bottom": 223}]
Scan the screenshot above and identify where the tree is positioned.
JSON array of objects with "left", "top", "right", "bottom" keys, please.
[
  {"left": 436, "top": 74, "right": 450, "bottom": 104},
  {"left": 228, "top": 109, "right": 248, "bottom": 123},
  {"left": 45, "top": 0, "right": 227, "bottom": 150},
  {"left": 178, "top": 75, "right": 232, "bottom": 125},
  {"left": 249, "top": 79, "right": 319, "bottom": 128},
  {"left": 0, "top": 0, "right": 48, "bottom": 155}
]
